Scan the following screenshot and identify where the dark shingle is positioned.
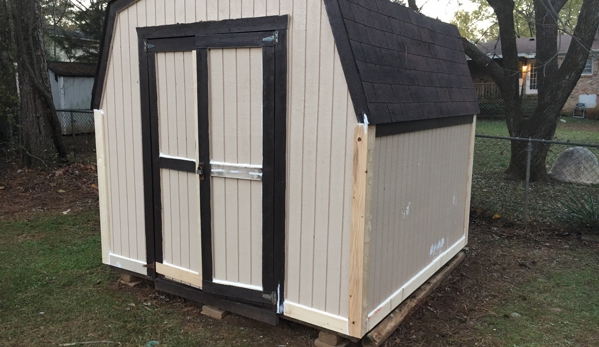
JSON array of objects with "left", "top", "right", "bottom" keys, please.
[{"left": 329, "top": 0, "right": 479, "bottom": 124}]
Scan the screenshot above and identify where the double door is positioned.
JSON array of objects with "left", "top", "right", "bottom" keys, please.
[{"left": 140, "top": 25, "right": 286, "bottom": 308}]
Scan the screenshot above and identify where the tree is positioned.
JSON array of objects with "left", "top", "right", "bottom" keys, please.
[
  {"left": 45, "top": 0, "right": 109, "bottom": 63},
  {"left": 0, "top": 0, "right": 19, "bottom": 151},
  {"left": 9, "top": 0, "right": 67, "bottom": 166},
  {"left": 459, "top": 0, "right": 598, "bottom": 181},
  {"left": 452, "top": 0, "right": 583, "bottom": 42}
]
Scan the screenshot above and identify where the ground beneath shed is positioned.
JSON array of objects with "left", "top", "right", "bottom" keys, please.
[{"left": 1, "top": 163, "right": 597, "bottom": 346}]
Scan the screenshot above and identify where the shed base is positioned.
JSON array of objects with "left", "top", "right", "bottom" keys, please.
[{"left": 153, "top": 277, "right": 279, "bottom": 326}]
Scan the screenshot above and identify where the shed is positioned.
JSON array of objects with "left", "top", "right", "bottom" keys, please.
[
  {"left": 92, "top": 0, "right": 479, "bottom": 339},
  {"left": 48, "top": 61, "right": 96, "bottom": 110}
]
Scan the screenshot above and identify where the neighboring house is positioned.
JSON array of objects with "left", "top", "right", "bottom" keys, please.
[
  {"left": 48, "top": 61, "right": 96, "bottom": 110},
  {"left": 469, "top": 35, "right": 599, "bottom": 118},
  {"left": 48, "top": 61, "right": 96, "bottom": 134}
]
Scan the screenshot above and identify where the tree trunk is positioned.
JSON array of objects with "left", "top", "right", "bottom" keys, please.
[
  {"left": 0, "top": 0, "right": 18, "bottom": 149},
  {"left": 11, "top": 0, "right": 67, "bottom": 167}
]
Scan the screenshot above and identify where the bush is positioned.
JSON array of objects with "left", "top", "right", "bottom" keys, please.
[{"left": 557, "top": 190, "right": 599, "bottom": 233}]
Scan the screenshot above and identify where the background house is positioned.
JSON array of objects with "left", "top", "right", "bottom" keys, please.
[
  {"left": 48, "top": 61, "right": 96, "bottom": 134},
  {"left": 469, "top": 35, "right": 599, "bottom": 118}
]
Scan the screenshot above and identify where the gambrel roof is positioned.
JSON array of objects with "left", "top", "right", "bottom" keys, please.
[
  {"left": 93, "top": 0, "right": 479, "bottom": 123},
  {"left": 324, "top": 0, "right": 479, "bottom": 124}
]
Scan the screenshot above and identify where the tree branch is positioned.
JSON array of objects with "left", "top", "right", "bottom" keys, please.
[{"left": 462, "top": 37, "right": 507, "bottom": 89}]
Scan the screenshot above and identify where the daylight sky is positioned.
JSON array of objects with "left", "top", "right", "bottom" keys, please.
[{"left": 414, "top": 0, "right": 478, "bottom": 23}]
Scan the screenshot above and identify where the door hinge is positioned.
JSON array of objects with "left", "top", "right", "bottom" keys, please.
[
  {"left": 262, "top": 32, "right": 278, "bottom": 44},
  {"left": 145, "top": 42, "right": 155, "bottom": 51},
  {"left": 144, "top": 263, "right": 155, "bottom": 269},
  {"left": 262, "top": 291, "right": 277, "bottom": 305}
]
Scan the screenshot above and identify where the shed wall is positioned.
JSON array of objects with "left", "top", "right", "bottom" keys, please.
[
  {"left": 366, "top": 121, "right": 475, "bottom": 330},
  {"left": 99, "top": 0, "right": 356, "bottom": 322}
]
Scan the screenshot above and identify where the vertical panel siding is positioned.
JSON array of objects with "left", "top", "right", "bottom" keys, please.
[
  {"left": 209, "top": 48, "right": 263, "bottom": 288},
  {"left": 102, "top": 0, "right": 356, "bottom": 318},
  {"left": 367, "top": 123, "right": 473, "bottom": 313},
  {"left": 155, "top": 51, "right": 201, "bottom": 272}
]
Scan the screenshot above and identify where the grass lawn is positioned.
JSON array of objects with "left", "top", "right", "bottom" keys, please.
[
  {"left": 476, "top": 117, "right": 599, "bottom": 143},
  {"left": 0, "top": 211, "right": 314, "bottom": 347}
]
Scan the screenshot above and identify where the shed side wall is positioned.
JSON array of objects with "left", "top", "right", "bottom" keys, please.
[
  {"left": 367, "top": 122, "right": 474, "bottom": 327},
  {"left": 100, "top": 0, "right": 356, "bottom": 320},
  {"left": 61, "top": 77, "right": 95, "bottom": 110}
]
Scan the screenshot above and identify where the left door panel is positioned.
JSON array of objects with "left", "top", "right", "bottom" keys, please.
[{"left": 154, "top": 51, "right": 202, "bottom": 288}]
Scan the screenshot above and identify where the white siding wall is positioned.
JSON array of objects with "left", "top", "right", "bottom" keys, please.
[
  {"left": 60, "top": 77, "right": 94, "bottom": 109},
  {"left": 100, "top": 0, "right": 356, "bottom": 319},
  {"left": 366, "top": 122, "right": 474, "bottom": 329}
]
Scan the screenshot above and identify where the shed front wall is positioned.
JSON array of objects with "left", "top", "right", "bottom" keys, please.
[
  {"left": 98, "top": 0, "right": 356, "bottom": 328},
  {"left": 366, "top": 121, "right": 475, "bottom": 330}
]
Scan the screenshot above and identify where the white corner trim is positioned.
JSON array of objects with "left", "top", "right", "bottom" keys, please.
[
  {"left": 94, "top": 109, "right": 110, "bottom": 265},
  {"left": 366, "top": 236, "right": 467, "bottom": 330},
  {"left": 108, "top": 253, "right": 147, "bottom": 275},
  {"left": 284, "top": 301, "right": 349, "bottom": 335}
]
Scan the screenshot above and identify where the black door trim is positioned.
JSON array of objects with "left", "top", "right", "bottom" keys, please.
[{"left": 137, "top": 15, "right": 288, "bottom": 310}]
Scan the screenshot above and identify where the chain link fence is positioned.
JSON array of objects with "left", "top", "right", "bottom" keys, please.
[
  {"left": 472, "top": 135, "right": 599, "bottom": 225},
  {"left": 57, "top": 110, "right": 96, "bottom": 160}
]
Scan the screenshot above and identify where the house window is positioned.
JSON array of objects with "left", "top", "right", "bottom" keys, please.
[{"left": 583, "top": 57, "right": 593, "bottom": 75}]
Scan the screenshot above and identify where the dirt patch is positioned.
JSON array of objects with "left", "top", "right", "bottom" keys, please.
[{"left": 0, "top": 162, "right": 99, "bottom": 220}]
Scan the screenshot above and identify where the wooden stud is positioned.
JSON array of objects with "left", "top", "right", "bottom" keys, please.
[
  {"left": 348, "top": 124, "right": 376, "bottom": 338},
  {"left": 362, "top": 252, "right": 466, "bottom": 347},
  {"left": 155, "top": 262, "right": 202, "bottom": 288}
]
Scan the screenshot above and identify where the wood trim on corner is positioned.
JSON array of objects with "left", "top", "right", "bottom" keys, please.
[
  {"left": 348, "top": 124, "right": 376, "bottom": 338},
  {"left": 94, "top": 110, "right": 111, "bottom": 265},
  {"left": 463, "top": 116, "right": 477, "bottom": 238},
  {"left": 323, "top": 0, "right": 370, "bottom": 124},
  {"left": 92, "top": 0, "right": 140, "bottom": 110},
  {"left": 375, "top": 115, "right": 475, "bottom": 138}
]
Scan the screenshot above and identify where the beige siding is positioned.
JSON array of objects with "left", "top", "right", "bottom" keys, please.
[
  {"left": 155, "top": 51, "right": 202, "bottom": 275},
  {"left": 367, "top": 123, "right": 474, "bottom": 317},
  {"left": 100, "top": 0, "right": 356, "bottom": 318},
  {"left": 209, "top": 47, "right": 263, "bottom": 289}
]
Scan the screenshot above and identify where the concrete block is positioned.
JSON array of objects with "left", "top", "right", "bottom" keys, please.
[
  {"left": 119, "top": 274, "right": 142, "bottom": 287},
  {"left": 201, "top": 305, "right": 229, "bottom": 320},
  {"left": 314, "top": 331, "right": 349, "bottom": 347}
]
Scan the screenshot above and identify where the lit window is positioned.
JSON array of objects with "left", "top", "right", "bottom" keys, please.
[{"left": 583, "top": 57, "right": 593, "bottom": 75}]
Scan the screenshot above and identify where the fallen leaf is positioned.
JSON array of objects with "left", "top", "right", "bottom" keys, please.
[
  {"left": 0, "top": 186, "right": 5, "bottom": 190},
  {"left": 58, "top": 189, "right": 66, "bottom": 193},
  {"left": 91, "top": 184, "right": 98, "bottom": 189},
  {"left": 62, "top": 209, "right": 71, "bottom": 215},
  {"left": 492, "top": 214, "right": 501, "bottom": 220}
]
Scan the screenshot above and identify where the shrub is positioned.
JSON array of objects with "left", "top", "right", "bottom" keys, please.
[{"left": 557, "top": 189, "right": 599, "bottom": 233}]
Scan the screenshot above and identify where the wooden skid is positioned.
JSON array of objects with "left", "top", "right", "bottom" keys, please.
[{"left": 361, "top": 252, "right": 466, "bottom": 347}]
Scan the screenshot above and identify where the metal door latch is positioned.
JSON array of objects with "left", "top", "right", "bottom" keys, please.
[{"left": 197, "top": 163, "right": 205, "bottom": 181}]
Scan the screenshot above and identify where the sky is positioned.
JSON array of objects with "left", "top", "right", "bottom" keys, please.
[{"left": 415, "top": 0, "right": 479, "bottom": 23}]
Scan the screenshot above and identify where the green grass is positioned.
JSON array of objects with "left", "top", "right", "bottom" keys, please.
[
  {"left": 0, "top": 212, "right": 312, "bottom": 347},
  {"left": 476, "top": 117, "right": 599, "bottom": 144},
  {"left": 477, "top": 246, "right": 599, "bottom": 347},
  {"left": 472, "top": 118, "right": 599, "bottom": 223}
]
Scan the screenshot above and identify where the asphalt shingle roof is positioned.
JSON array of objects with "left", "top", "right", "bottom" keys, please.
[{"left": 326, "top": 0, "right": 479, "bottom": 124}]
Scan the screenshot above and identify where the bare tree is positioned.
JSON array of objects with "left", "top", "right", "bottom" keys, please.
[
  {"left": 9, "top": 0, "right": 67, "bottom": 166},
  {"left": 463, "top": 0, "right": 599, "bottom": 180}
]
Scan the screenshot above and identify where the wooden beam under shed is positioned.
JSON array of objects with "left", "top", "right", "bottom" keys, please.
[
  {"left": 348, "top": 124, "right": 376, "bottom": 337},
  {"left": 362, "top": 252, "right": 466, "bottom": 347}
]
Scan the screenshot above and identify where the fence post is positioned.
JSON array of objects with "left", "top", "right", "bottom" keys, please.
[
  {"left": 71, "top": 111, "right": 76, "bottom": 159},
  {"left": 523, "top": 139, "right": 532, "bottom": 227}
]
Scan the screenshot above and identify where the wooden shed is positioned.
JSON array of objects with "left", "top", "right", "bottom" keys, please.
[{"left": 92, "top": 0, "right": 479, "bottom": 339}]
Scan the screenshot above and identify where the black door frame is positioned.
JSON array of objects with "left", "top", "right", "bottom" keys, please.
[{"left": 137, "top": 16, "right": 288, "bottom": 310}]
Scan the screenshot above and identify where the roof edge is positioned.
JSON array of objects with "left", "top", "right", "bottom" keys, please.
[
  {"left": 323, "top": 0, "right": 370, "bottom": 124},
  {"left": 91, "top": 0, "right": 140, "bottom": 110}
]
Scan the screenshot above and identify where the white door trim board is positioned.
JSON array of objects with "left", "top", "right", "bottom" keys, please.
[
  {"left": 94, "top": 109, "right": 111, "bottom": 265},
  {"left": 366, "top": 236, "right": 467, "bottom": 330},
  {"left": 108, "top": 253, "right": 147, "bottom": 275},
  {"left": 284, "top": 301, "right": 349, "bottom": 335}
]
